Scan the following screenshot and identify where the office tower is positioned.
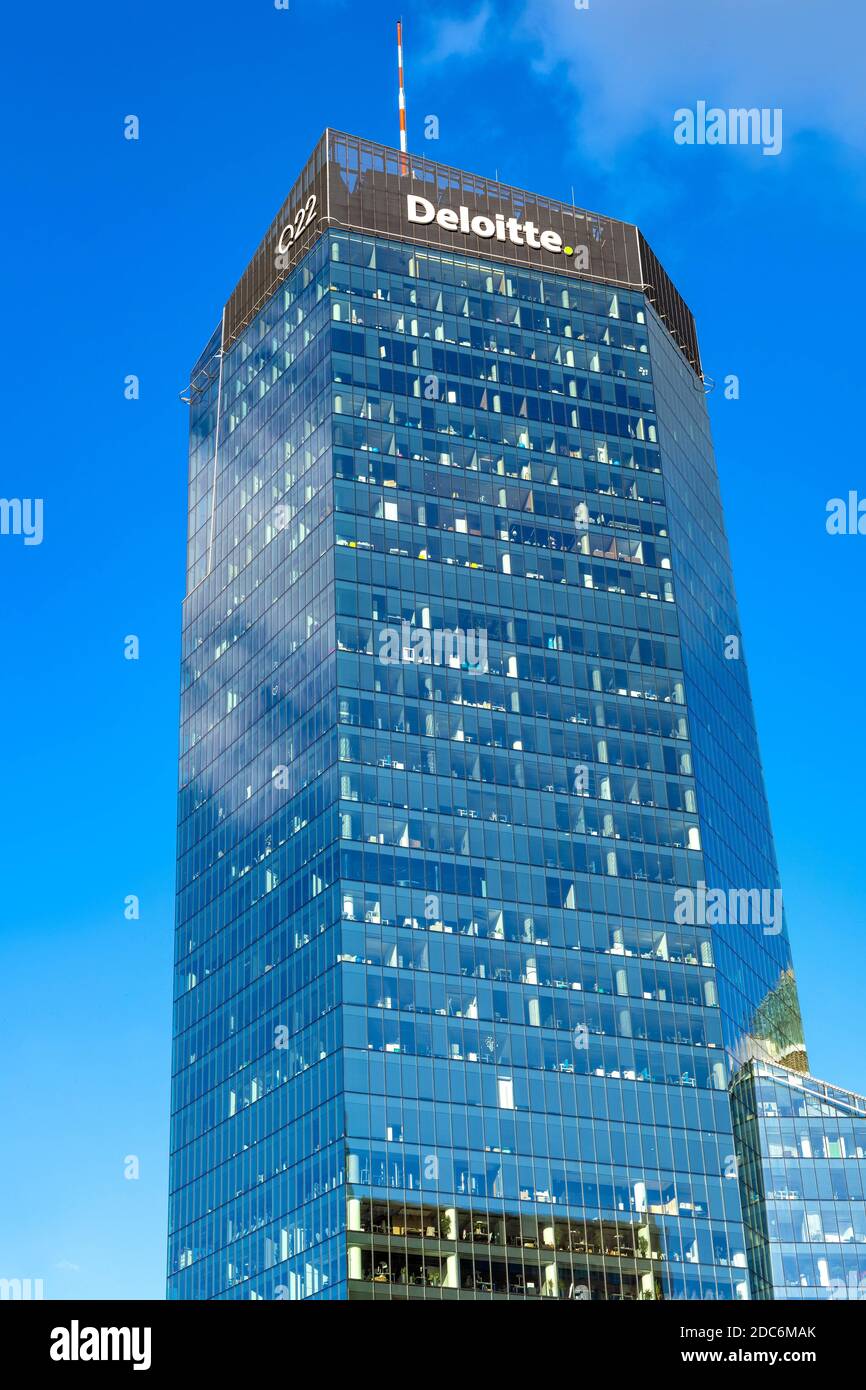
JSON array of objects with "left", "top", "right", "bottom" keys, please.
[
  {"left": 168, "top": 130, "right": 806, "bottom": 1300},
  {"left": 732, "top": 1061, "right": 866, "bottom": 1299}
]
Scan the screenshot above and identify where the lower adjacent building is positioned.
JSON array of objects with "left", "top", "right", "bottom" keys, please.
[{"left": 732, "top": 1061, "right": 866, "bottom": 1300}]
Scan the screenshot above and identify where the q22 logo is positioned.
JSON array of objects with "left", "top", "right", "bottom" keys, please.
[{"left": 275, "top": 193, "right": 319, "bottom": 267}]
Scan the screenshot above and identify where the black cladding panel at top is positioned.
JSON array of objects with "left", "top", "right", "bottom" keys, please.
[{"left": 220, "top": 130, "right": 701, "bottom": 378}]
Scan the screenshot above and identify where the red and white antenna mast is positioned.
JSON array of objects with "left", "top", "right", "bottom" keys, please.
[{"left": 397, "top": 19, "right": 408, "bottom": 174}]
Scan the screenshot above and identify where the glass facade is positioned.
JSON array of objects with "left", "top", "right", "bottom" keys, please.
[
  {"left": 168, "top": 136, "right": 808, "bottom": 1301},
  {"left": 732, "top": 1061, "right": 866, "bottom": 1300},
  {"left": 171, "top": 238, "right": 343, "bottom": 1299}
]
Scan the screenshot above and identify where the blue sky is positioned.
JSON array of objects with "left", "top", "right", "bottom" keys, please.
[{"left": 0, "top": 0, "right": 863, "bottom": 1301}]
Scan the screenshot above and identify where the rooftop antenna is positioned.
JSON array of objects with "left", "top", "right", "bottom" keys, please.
[{"left": 397, "top": 18, "right": 408, "bottom": 174}]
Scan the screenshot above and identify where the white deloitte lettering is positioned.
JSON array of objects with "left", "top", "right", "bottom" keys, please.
[{"left": 406, "top": 194, "right": 585, "bottom": 262}]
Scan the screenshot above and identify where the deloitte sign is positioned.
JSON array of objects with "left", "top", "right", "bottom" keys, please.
[{"left": 406, "top": 195, "right": 589, "bottom": 268}]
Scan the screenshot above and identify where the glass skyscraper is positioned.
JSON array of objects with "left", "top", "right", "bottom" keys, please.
[{"left": 168, "top": 131, "right": 807, "bottom": 1300}]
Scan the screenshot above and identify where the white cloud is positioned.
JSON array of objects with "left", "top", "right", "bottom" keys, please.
[
  {"left": 511, "top": 0, "right": 865, "bottom": 156},
  {"left": 424, "top": 2, "right": 494, "bottom": 64}
]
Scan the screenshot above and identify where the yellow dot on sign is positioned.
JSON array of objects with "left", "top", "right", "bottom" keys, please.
[{"left": 564, "top": 246, "right": 574, "bottom": 256}]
